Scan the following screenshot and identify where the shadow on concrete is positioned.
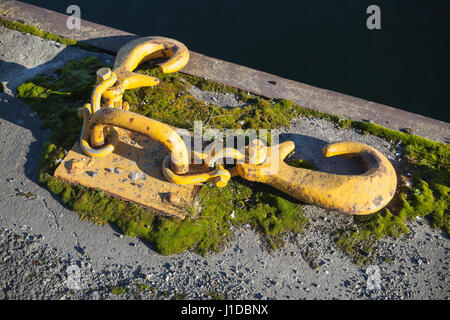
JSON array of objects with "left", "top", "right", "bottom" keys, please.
[
  {"left": 0, "top": 43, "right": 110, "bottom": 208},
  {"left": 0, "top": 60, "right": 52, "bottom": 186},
  {"left": 279, "top": 132, "right": 366, "bottom": 175}
]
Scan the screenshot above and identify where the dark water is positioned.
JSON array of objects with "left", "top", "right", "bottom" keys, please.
[{"left": 22, "top": 0, "right": 450, "bottom": 122}]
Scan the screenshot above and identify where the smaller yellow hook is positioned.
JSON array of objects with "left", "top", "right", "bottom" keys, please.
[{"left": 102, "top": 36, "right": 190, "bottom": 107}]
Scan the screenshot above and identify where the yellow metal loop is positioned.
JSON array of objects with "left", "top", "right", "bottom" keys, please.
[
  {"left": 79, "top": 104, "right": 119, "bottom": 158},
  {"left": 162, "top": 156, "right": 231, "bottom": 188},
  {"left": 91, "top": 68, "right": 118, "bottom": 113},
  {"left": 88, "top": 108, "right": 190, "bottom": 174}
]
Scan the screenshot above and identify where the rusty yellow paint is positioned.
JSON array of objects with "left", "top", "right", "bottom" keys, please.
[
  {"left": 55, "top": 128, "right": 198, "bottom": 219},
  {"left": 237, "top": 141, "right": 397, "bottom": 215}
]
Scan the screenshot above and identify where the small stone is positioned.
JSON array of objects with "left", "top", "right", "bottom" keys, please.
[
  {"left": 400, "top": 127, "right": 414, "bottom": 135},
  {"left": 114, "top": 167, "right": 122, "bottom": 174},
  {"left": 67, "top": 159, "right": 84, "bottom": 174},
  {"left": 128, "top": 171, "right": 146, "bottom": 182},
  {"left": 128, "top": 171, "right": 139, "bottom": 181},
  {"left": 86, "top": 171, "right": 98, "bottom": 177}
]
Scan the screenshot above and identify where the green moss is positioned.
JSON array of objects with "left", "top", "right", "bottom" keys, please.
[
  {"left": 110, "top": 286, "right": 126, "bottom": 295},
  {"left": 0, "top": 19, "right": 98, "bottom": 52},
  {"left": 207, "top": 290, "right": 226, "bottom": 300},
  {"left": 16, "top": 56, "right": 448, "bottom": 263},
  {"left": 301, "top": 244, "right": 320, "bottom": 270},
  {"left": 134, "top": 283, "right": 153, "bottom": 292},
  {"left": 335, "top": 177, "right": 449, "bottom": 264},
  {"left": 180, "top": 74, "right": 241, "bottom": 96},
  {"left": 333, "top": 124, "right": 449, "bottom": 263},
  {"left": 351, "top": 121, "right": 448, "bottom": 170}
]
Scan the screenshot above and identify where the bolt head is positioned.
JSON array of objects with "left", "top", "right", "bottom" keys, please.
[{"left": 96, "top": 67, "right": 112, "bottom": 81}]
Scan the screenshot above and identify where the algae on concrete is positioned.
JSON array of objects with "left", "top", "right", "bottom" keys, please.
[{"left": 0, "top": 19, "right": 98, "bottom": 52}]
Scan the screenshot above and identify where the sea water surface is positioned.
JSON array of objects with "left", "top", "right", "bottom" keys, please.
[{"left": 21, "top": 0, "right": 450, "bottom": 122}]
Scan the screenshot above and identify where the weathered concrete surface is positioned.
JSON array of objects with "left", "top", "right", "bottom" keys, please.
[
  {"left": 1, "top": 0, "right": 448, "bottom": 143},
  {"left": 0, "top": 27, "right": 448, "bottom": 300}
]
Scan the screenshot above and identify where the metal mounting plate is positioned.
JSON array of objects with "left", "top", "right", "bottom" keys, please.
[{"left": 54, "top": 128, "right": 198, "bottom": 219}]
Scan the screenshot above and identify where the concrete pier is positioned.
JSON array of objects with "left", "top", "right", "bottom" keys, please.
[{"left": 0, "top": 1, "right": 448, "bottom": 300}]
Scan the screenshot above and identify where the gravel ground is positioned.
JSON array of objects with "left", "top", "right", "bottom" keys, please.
[
  {"left": 0, "top": 27, "right": 448, "bottom": 300},
  {"left": 189, "top": 85, "right": 250, "bottom": 109}
]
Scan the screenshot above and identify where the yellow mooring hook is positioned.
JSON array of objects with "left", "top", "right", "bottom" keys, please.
[
  {"left": 77, "top": 36, "right": 397, "bottom": 215},
  {"left": 236, "top": 141, "right": 397, "bottom": 215}
]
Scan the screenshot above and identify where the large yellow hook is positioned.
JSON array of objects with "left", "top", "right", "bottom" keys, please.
[{"left": 237, "top": 141, "right": 397, "bottom": 215}]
